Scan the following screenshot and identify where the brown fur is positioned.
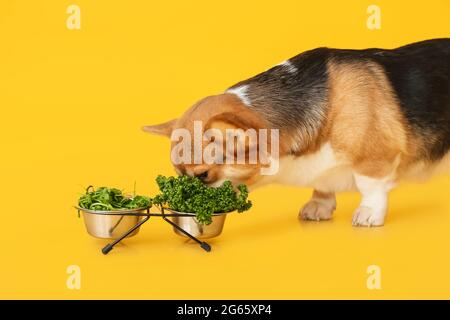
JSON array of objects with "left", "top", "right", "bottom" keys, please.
[
  {"left": 144, "top": 94, "right": 282, "bottom": 187},
  {"left": 325, "top": 59, "right": 416, "bottom": 178},
  {"left": 313, "top": 190, "right": 335, "bottom": 200}
]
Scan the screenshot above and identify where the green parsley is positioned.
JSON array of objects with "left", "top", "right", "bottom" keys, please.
[{"left": 151, "top": 175, "right": 252, "bottom": 225}]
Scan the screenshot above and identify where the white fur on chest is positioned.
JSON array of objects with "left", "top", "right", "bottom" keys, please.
[{"left": 270, "top": 143, "right": 356, "bottom": 192}]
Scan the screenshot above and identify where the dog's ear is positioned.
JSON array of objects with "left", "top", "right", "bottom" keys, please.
[
  {"left": 142, "top": 119, "right": 177, "bottom": 137},
  {"left": 206, "top": 110, "right": 265, "bottom": 131},
  {"left": 205, "top": 111, "right": 266, "bottom": 164}
]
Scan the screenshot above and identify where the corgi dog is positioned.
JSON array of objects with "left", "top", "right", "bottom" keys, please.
[{"left": 143, "top": 39, "right": 450, "bottom": 227}]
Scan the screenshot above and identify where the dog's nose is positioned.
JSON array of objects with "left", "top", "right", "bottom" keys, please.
[{"left": 195, "top": 171, "right": 209, "bottom": 182}]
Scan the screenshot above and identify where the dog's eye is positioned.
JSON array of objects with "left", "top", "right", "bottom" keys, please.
[{"left": 196, "top": 171, "right": 209, "bottom": 181}]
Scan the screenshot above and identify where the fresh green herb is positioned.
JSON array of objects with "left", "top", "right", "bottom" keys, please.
[
  {"left": 78, "top": 186, "right": 151, "bottom": 211},
  {"left": 151, "top": 175, "right": 252, "bottom": 225}
]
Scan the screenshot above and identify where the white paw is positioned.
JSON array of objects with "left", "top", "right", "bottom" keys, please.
[
  {"left": 352, "top": 206, "right": 385, "bottom": 227},
  {"left": 299, "top": 200, "right": 335, "bottom": 221}
]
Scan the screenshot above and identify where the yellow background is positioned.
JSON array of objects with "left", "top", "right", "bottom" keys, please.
[{"left": 1, "top": 0, "right": 449, "bottom": 299}]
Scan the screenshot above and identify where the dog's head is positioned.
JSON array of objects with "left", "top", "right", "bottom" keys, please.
[{"left": 143, "top": 94, "right": 280, "bottom": 188}]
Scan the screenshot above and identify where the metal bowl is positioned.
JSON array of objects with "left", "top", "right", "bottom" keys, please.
[
  {"left": 76, "top": 207, "right": 148, "bottom": 239},
  {"left": 165, "top": 208, "right": 230, "bottom": 239}
]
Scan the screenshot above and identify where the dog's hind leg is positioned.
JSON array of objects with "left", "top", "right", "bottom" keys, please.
[{"left": 352, "top": 173, "right": 396, "bottom": 227}]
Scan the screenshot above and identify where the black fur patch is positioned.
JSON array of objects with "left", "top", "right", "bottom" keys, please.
[{"left": 229, "top": 48, "right": 330, "bottom": 151}]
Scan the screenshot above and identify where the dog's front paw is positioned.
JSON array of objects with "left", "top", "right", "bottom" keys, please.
[
  {"left": 352, "top": 206, "right": 385, "bottom": 227},
  {"left": 299, "top": 200, "right": 335, "bottom": 221}
]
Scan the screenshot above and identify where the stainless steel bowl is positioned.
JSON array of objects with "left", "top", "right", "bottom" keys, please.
[
  {"left": 76, "top": 207, "right": 148, "bottom": 239},
  {"left": 165, "top": 208, "right": 229, "bottom": 239}
]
